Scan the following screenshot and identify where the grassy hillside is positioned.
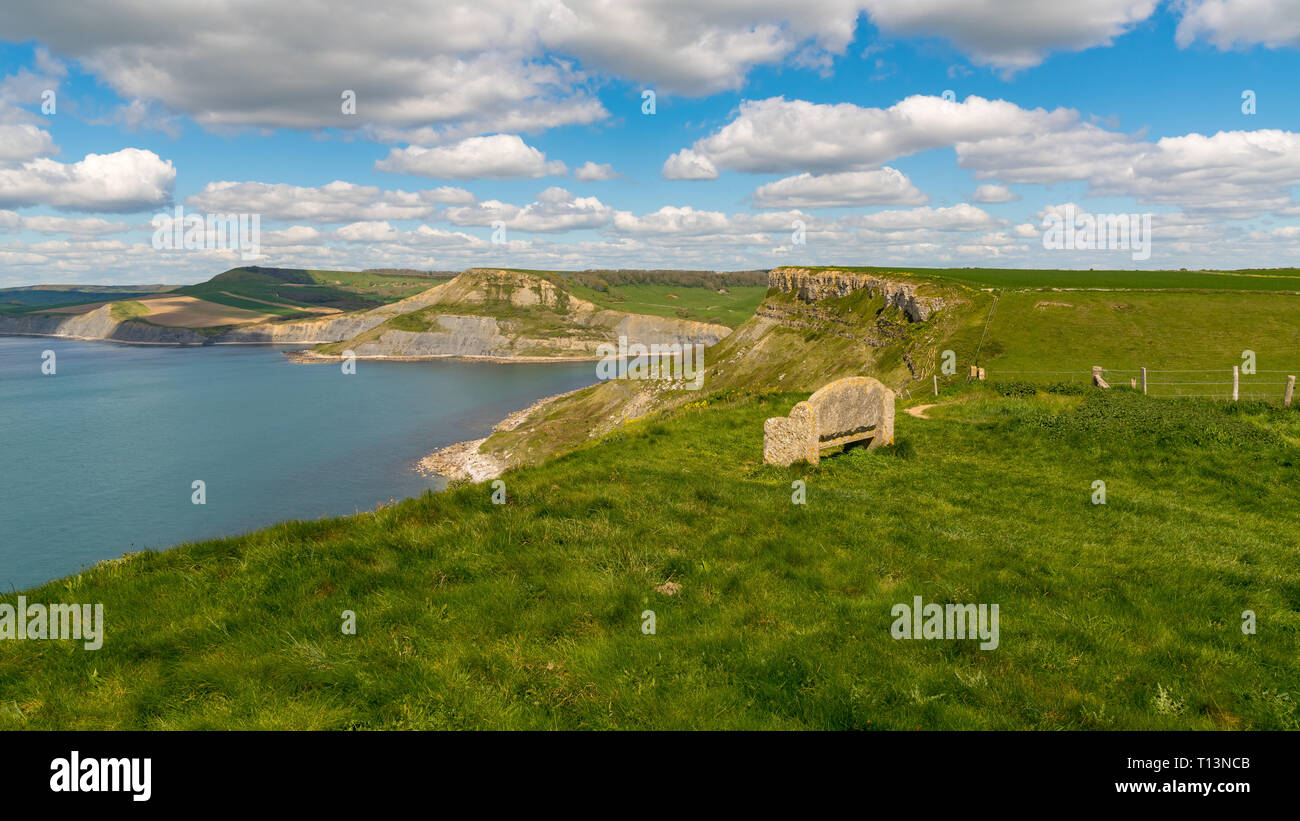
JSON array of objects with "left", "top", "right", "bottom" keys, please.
[
  {"left": 176, "top": 267, "right": 447, "bottom": 316},
  {"left": 564, "top": 282, "right": 768, "bottom": 328},
  {"left": 2, "top": 384, "right": 1296, "bottom": 729},
  {"left": 107, "top": 300, "right": 151, "bottom": 321},
  {"left": 1, "top": 268, "right": 455, "bottom": 326}
]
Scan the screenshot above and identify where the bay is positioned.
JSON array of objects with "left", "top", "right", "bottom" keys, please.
[{"left": 0, "top": 336, "right": 595, "bottom": 591}]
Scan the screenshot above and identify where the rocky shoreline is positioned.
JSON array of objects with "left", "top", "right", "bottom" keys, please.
[
  {"left": 417, "top": 386, "right": 589, "bottom": 482},
  {"left": 285, "top": 349, "right": 601, "bottom": 364}
]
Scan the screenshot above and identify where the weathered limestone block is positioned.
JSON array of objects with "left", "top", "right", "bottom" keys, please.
[
  {"left": 763, "top": 376, "right": 895, "bottom": 466},
  {"left": 763, "top": 403, "right": 816, "bottom": 467}
]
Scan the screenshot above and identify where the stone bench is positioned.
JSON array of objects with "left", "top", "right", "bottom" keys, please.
[{"left": 763, "top": 376, "right": 895, "bottom": 466}]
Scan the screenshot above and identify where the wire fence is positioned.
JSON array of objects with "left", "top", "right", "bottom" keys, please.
[{"left": 973, "top": 364, "right": 1298, "bottom": 405}]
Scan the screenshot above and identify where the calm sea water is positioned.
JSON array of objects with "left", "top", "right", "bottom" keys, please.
[{"left": 0, "top": 336, "right": 596, "bottom": 591}]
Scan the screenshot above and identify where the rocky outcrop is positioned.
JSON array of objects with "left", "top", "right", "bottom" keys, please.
[
  {"left": 418, "top": 386, "right": 589, "bottom": 481},
  {"left": 752, "top": 296, "right": 913, "bottom": 349},
  {"left": 768, "top": 267, "right": 943, "bottom": 322},
  {"left": 455, "top": 268, "right": 579, "bottom": 309},
  {"left": 418, "top": 438, "right": 505, "bottom": 482}
]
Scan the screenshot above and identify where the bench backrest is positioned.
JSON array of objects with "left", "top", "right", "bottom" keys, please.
[{"left": 808, "top": 376, "right": 892, "bottom": 444}]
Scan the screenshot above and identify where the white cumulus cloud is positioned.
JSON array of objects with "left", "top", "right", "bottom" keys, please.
[
  {"left": 841, "top": 203, "right": 1004, "bottom": 232},
  {"left": 377, "top": 134, "right": 566, "bottom": 179},
  {"left": 971, "top": 183, "right": 1019, "bottom": 203},
  {"left": 187, "top": 180, "right": 473, "bottom": 222},
  {"left": 0, "top": 124, "right": 56, "bottom": 164},
  {"left": 862, "top": 0, "right": 1158, "bottom": 71},
  {"left": 0, "top": 148, "right": 174, "bottom": 212},
  {"left": 753, "top": 168, "right": 928, "bottom": 208},
  {"left": 1175, "top": 0, "right": 1300, "bottom": 50},
  {"left": 574, "top": 161, "right": 617, "bottom": 181},
  {"left": 675, "top": 95, "right": 1076, "bottom": 174},
  {"left": 662, "top": 149, "right": 719, "bottom": 180}
]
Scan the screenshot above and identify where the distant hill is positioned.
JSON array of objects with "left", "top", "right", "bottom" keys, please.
[
  {"left": 0, "top": 267, "right": 742, "bottom": 353},
  {"left": 0, "top": 284, "right": 174, "bottom": 311},
  {"left": 310, "top": 268, "right": 733, "bottom": 359},
  {"left": 175, "top": 266, "right": 447, "bottom": 315},
  {"left": 0, "top": 266, "right": 457, "bottom": 338}
]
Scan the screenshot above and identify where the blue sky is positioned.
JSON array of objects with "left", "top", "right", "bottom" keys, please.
[{"left": 2, "top": 1, "right": 1300, "bottom": 285}]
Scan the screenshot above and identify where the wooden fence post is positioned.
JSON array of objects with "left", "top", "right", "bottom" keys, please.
[
  {"left": 1285, "top": 375, "right": 1295, "bottom": 408},
  {"left": 968, "top": 365, "right": 977, "bottom": 380},
  {"left": 933, "top": 375, "right": 938, "bottom": 396},
  {"left": 1092, "top": 366, "right": 1110, "bottom": 389},
  {"left": 1233, "top": 366, "right": 1239, "bottom": 402},
  {"left": 1141, "top": 367, "right": 1147, "bottom": 395},
  {"left": 977, "top": 367, "right": 986, "bottom": 381}
]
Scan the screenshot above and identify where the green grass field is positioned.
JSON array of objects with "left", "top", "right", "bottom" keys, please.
[
  {"left": 107, "top": 300, "right": 151, "bottom": 322},
  {"left": 928, "top": 290, "right": 1300, "bottom": 398},
  {"left": 565, "top": 283, "right": 769, "bottom": 328},
  {"left": 1, "top": 385, "right": 1296, "bottom": 729},
  {"left": 808, "top": 265, "right": 1300, "bottom": 291}
]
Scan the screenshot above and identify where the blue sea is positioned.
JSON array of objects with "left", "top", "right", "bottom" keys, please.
[{"left": 0, "top": 336, "right": 596, "bottom": 591}]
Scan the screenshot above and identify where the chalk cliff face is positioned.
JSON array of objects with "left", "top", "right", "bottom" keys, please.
[
  {"left": 767, "top": 267, "right": 943, "bottom": 322},
  {"left": 340, "top": 312, "right": 729, "bottom": 359},
  {"left": 346, "top": 316, "right": 509, "bottom": 358},
  {"left": 608, "top": 313, "right": 728, "bottom": 347},
  {"left": 214, "top": 313, "right": 387, "bottom": 343},
  {"left": 0, "top": 303, "right": 378, "bottom": 345}
]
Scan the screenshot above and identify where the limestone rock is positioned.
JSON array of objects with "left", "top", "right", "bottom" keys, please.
[
  {"left": 763, "top": 376, "right": 895, "bottom": 466},
  {"left": 763, "top": 402, "right": 816, "bottom": 467},
  {"left": 767, "top": 267, "right": 943, "bottom": 322}
]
